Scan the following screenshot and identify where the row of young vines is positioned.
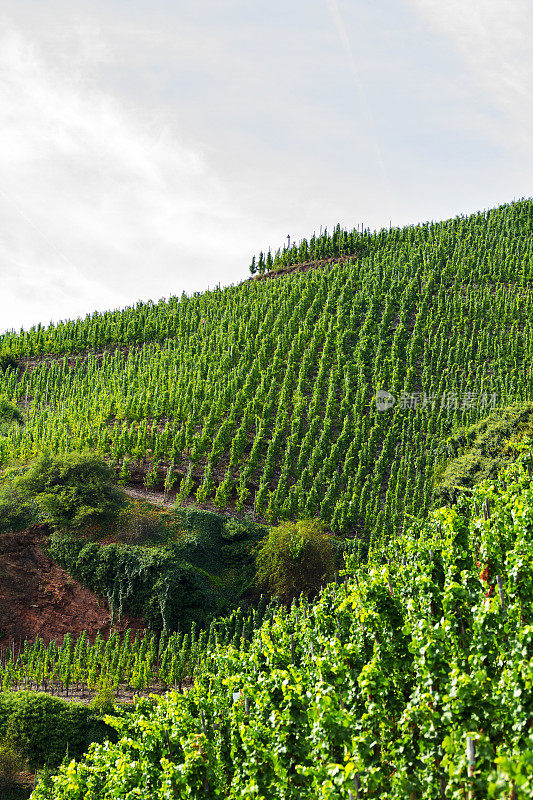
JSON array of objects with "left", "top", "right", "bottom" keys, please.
[{"left": 0, "top": 599, "right": 275, "bottom": 698}]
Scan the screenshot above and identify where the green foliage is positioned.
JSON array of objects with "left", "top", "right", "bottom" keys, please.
[
  {"left": 221, "top": 516, "right": 261, "bottom": 540},
  {"left": 0, "top": 741, "right": 26, "bottom": 790},
  {"left": 0, "top": 199, "right": 533, "bottom": 795},
  {"left": 174, "top": 527, "right": 223, "bottom": 570},
  {"left": 48, "top": 532, "right": 216, "bottom": 631},
  {"left": 0, "top": 692, "right": 113, "bottom": 770},
  {"left": 1, "top": 451, "right": 127, "bottom": 531},
  {"left": 33, "top": 765, "right": 55, "bottom": 796},
  {"left": 0, "top": 351, "right": 18, "bottom": 373},
  {"left": 0, "top": 482, "right": 37, "bottom": 533},
  {"left": 255, "top": 518, "right": 341, "bottom": 604},
  {"left": 30, "top": 459, "right": 533, "bottom": 799},
  {"left": 174, "top": 511, "right": 267, "bottom": 591},
  {"left": 434, "top": 401, "right": 533, "bottom": 504},
  {"left": 0, "top": 397, "right": 23, "bottom": 426},
  {"left": 0, "top": 602, "right": 276, "bottom": 699},
  {"left": 173, "top": 505, "right": 226, "bottom": 536},
  {"left": 249, "top": 221, "right": 364, "bottom": 273},
  {"left": 88, "top": 684, "right": 117, "bottom": 715},
  {"left": 114, "top": 500, "right": 170, "bottom": 544},
  {"left": 47, "top": 511, "right": 267, "bottom": 629}
]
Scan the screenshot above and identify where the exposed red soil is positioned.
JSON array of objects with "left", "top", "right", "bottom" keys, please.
[{"left": 0, "top": 526, "right": 145, "bottom": 648}]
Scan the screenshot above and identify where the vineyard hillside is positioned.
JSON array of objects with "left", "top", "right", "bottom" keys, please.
[
  {"left": 1, "top": 199, "right": 533, "bottom": 552},
  {"left": 2, "top": 200, "right": 533, "bottom": 798}
]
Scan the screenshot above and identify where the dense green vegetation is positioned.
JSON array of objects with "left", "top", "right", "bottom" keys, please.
[
  {"left": 0, "top": 397, "right": 23, "bottom": 428},
  {"left": 435, "top": 401, "right": 533, "bottom": 504},
  {"left": 0, "top": 452, "right": 127, "bottom": 533},
  {"left": 28, "top": 458, "right": 533, "bottom": 798},
  {"left": 48, "top": 533, "right": 218, "bottom": 631},
  {"left": 1, "top": 200, "right": 533, "bottom": 548},
  {"left": 0, "top": 692, "right": 114, "bottom": 770},
  {"left": 0, "top": 452, "right": 272, "bottom": 628},
  {"left": 48, "top": 503, "right": 271, "bottom": 628},
  {"left": 255, "top": 518, "right": 342, "bottom": 604},
  {"left": 1, "top": 198, "right": 533, "bottom": 796},
  {"left": 0, "top": 353, "right": 18, "bottom": 373}
]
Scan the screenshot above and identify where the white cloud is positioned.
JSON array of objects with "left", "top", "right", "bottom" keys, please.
[
  {"left": 411, "top": 0, "right": 533, "bottom": 150},
  {"left": 0, "top": 25, "right": 255, "bottom": 332}
]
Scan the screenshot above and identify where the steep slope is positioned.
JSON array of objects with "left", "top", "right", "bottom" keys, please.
[
  {"left": 1, "top": 199, "right": 533, "bottom": 550},
  {"left": 0, "top": 528, "right": 145, "bottom": 646}
]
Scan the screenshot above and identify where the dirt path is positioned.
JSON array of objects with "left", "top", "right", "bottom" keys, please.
[
  {"left": 246, "top": 254, "right": 357, "bottom": 282},
  {"left": 124, "top": 486, "right": 175, "bottom": 508}
]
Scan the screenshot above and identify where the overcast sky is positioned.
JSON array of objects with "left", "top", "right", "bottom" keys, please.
[{"left": 1, "top": 0, "right": 532, "bottom": 333}]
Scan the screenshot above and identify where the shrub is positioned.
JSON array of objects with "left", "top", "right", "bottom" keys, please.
[
  {"left": 48, "top": 533, "right": 218, "bottom": 631},
  {"left": 0, "top": 692, "right": 114, "bottom": 769},
  {"left": 114, "top": 500, "right": 168, "bottom": 544},
  {"left": 0, "top": 352, "right": 18, "bottom": 373},
  {"left": 12, "top": 451, "right": 127, "bottom": 530},
  {"left": 254, "top": 518, "right": 341, "bottom": 604},
  {"left": 173, "top": 505, "right": 226, "bottom": 536},
  {"left": 222, "top": 517, "right": 266, "bottom": 541},
  {"left": 0, "top": 483, "right": 37, "bottom": 533},
  {"left": 89, "top": 683, "right": 117, "bottom": 715},
  {"left": 0, "top": 398, "right": 24, "bottom": 427},
  {"left": 47, "top": 511, "right": 267, "bottom": 629}
]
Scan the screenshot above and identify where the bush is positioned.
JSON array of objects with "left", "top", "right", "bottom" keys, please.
[
  {"left": 47, "top": 511, "right": 267, "bottom": 630},
  {"left": 89, "top": 684, "right": 117, "bottom": 715},
  {"left": 0, "top": 692, "right": 114, "bottom": 769},
  {"left": 0, "top": 398, "right": 24, "bottom": 427},
  {"left": 173, "top": 505, "right": 226, "bottom": 536},
  {"left": 254, "top": 518, "right": 341, "bottom": 604},
  {"left": 114, "top": 500, "right": 169, "bottom": 544},
  {"left": 6, "top": 451, "right": 127, "bottom": 530},
  {"left": 222, "top": 517, "right": 266, "bottom": 541},
  {"left": 48, "top": 533, "right": 218, "bottom": 631},
  {"left": 0, "top": 483, "right": 37, "bottom": 534},
  {"left": 0, "top": 352, "right": 18, "bottom": 373}
]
